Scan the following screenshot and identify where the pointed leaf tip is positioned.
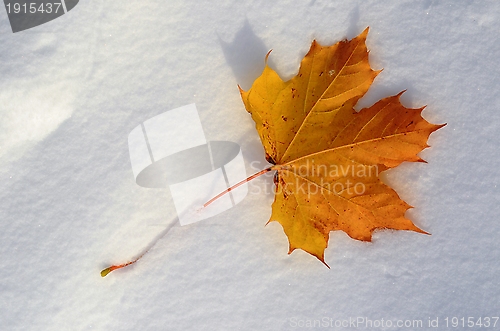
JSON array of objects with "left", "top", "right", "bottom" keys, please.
[
  {"left": 435, "top": 123, "right": 447, "bottom": 131},
  {"left": 265, "top": 49, "right": 273, "bottom": 62},
  {"left": 320, "top": 259, "right": 330, "bottom": 269},
  {"left": 359, "top": 26, "right": 370, "bottom": 39}
]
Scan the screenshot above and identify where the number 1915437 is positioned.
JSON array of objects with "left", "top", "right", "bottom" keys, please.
[
  {"left": 444, "top": 317, "right": 498, "bottom": 328},
  {"left": 5, "top": 2, "right": 62, "bottom": 14}
]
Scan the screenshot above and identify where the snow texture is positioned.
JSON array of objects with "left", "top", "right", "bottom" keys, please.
[{"left": 0, "top": 1, "right": 499, "bottom": 330}]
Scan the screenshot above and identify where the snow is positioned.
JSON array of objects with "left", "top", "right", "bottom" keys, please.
[{"left": 1, "top": 1, "right": 499, "bottom": 330}]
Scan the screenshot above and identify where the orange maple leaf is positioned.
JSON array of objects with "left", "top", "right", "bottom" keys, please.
[{"left": 238, "top": 27, "right": 445, "bottom": 266}]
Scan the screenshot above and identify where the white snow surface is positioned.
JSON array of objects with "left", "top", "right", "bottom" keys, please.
[{"left": 1, "top": 1, "right": 499, "bottom": 330}]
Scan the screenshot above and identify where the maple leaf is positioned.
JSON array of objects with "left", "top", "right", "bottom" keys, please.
[{"left": 238, "top": 27, "right": 445, "bottom": 266}]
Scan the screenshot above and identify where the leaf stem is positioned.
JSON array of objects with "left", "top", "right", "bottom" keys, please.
[
  {"left": 100, "top": 218, "right": 178, "bottom": 277},
  {"left": 203, "top": 166, "right": 275, "bottom": 207}
]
